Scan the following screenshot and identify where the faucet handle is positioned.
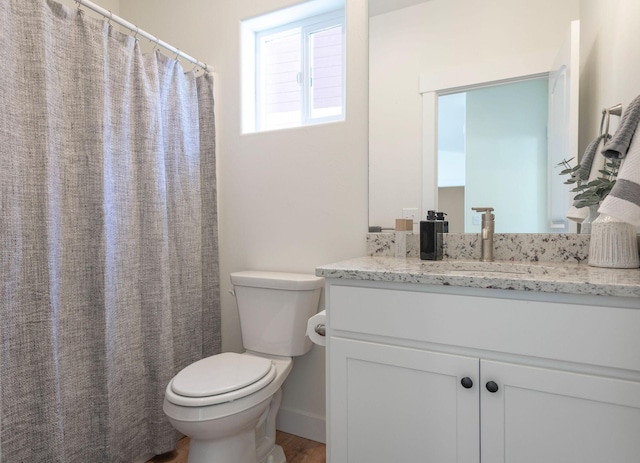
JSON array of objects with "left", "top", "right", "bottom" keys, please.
[
  {"left": 471, "top": 207, "right": 494, "bottom": 214},
  {"left": 472, "top": 207, "right": 495, "bottom": 222}
]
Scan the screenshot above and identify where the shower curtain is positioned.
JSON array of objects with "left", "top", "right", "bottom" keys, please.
[{"left": 0, "top": 1, "right": 220, "bottom": 461}]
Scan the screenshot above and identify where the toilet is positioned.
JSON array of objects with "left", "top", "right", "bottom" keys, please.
[{"left": 163, "top": 271, "right": 324, "bottom": 463}]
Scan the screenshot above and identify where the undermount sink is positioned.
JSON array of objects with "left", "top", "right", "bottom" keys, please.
[{"left": 420, "top": 260, "right": 565, "bottom": 276}]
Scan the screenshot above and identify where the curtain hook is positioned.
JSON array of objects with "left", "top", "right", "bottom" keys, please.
[
  {"left": 153, "top": 37, "right": 160, "bottom": 51},
  {"left": 107, "top": 10, "right": 113, "bottom": 27},
  {"left": 174, "top": 49, "right": 181, "bottom": 61},
  {"left": 133, "top": 26, "right": 140, "bottom": 42}
]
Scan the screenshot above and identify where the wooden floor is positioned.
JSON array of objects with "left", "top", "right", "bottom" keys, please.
[{"left": 147, "top": 431, "right": 326, "bottom": 463}]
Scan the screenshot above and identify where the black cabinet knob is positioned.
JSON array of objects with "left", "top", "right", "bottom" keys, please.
[
  {"left": 461, "top": 377, "right": 473, "bottom": 389},
  {"left": 486, "top": 381, "right": 499, "bottom": 393}
]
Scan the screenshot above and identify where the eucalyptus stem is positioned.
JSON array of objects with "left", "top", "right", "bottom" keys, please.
[{"left": 556, "top": 156, "right": 620, "bottom": 209}]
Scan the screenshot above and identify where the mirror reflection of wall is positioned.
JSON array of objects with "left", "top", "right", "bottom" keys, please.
[{"left": 437, "top": 79, "right": 549, "bottom": 233}]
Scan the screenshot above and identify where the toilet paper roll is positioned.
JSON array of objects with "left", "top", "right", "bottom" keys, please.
[{"left": 306, "top": 310, "right": 327, "bottom": 347}]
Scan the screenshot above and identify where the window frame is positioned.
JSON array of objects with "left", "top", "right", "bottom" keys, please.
[{"left": 254, "top": 10, "right": 345, "bottom": 132}]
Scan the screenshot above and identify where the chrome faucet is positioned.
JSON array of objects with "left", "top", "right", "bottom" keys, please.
[{"left": 472, "top": 207, "right": 495, "bottom": 262}]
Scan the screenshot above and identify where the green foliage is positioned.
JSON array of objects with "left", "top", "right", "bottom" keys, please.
[{"left": 556, "top": 157, "right": 621, "bottom": 208}]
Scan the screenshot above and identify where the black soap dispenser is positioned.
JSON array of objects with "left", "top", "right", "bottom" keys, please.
[
  {"left": 420, "top": 210, "right": 443, "bottom": 260},
  {"left": 436, "top": 211, "right": 449, "bottom": 233}
]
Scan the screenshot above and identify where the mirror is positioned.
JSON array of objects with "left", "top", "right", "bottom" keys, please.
[
  {"left": 368, "top": 0, "right": 580, "bottom": 233},
  {"left": 437, "top": 78, "right": 549, "bottom": 233}
]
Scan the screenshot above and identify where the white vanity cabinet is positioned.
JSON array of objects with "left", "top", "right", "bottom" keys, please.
[
  {"left": 330, "top": 337, "right": 479, "bottom": 462},
  {"left": 480, "top": 359, "right": 640, "bottom": 462},
  {"left": 325, "top": 281, "right": 640, "bottom": 463}
]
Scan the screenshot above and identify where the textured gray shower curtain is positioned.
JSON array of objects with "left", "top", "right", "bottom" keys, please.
[{"left": 0, "top": 1, "right": 220, "bottom": 461}]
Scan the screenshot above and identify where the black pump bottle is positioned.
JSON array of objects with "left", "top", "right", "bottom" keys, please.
[{"left": 420, "top": 210, "right": 443, "bottom": 260}]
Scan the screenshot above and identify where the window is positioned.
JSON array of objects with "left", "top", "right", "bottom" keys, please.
[{"left": 242, "top": 4, "right": 345, "bottom": 133}]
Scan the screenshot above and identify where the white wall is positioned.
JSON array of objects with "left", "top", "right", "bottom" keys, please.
[
  {"left": 369, "top": 0, "right": 579, "bottom": 229},
  {"left": 579, "top": 0, "right": 640, "bottom": 152},
  {"left": 465, "top": 80, "right": 548, "bottom": 233},
  {"left": 118, "top": 0, "right": 368, "bottom": 443}
]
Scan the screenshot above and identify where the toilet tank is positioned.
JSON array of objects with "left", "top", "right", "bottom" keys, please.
[{"left": 230, "top": 271, "right": 324, "bottom": 357}]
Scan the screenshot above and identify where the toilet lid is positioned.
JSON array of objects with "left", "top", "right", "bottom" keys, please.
[{"left": 171, "top": 352, "right": 273, "bottom": 398}]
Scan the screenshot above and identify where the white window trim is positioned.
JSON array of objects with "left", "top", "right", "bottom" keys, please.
[{"left": 242, "top": 8, "right": 345, "bottom": 134}]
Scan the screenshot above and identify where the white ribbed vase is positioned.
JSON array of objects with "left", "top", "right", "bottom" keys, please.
[{"left": 588, "top": 214, "right": 640, "bottom": 268}]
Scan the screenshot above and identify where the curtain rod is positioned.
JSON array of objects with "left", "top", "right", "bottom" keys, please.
[{"left": 75, "top": 0, "right": 212, "bottom": 73}]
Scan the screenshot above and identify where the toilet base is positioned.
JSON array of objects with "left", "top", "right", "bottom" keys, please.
[
  {"left": 262, "top": 444, "right": 286, "bottom": 463},
  {"left": 187, "top": 435, "right": 286, "bottom": 463},
  {"left": 188, "top": 430, "right": 256, "bottom": 463}
]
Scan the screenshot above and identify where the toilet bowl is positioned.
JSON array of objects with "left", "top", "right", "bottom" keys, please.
[
  {"left": 163, "top": 271, "right": 324, "bottom": 463},
  {"left": 164, "top": 353, "right": 292, "bottom": 463}
]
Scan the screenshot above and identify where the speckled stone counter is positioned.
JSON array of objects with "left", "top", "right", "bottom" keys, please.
[{"left": 316, "top": 255, "right": 640, "bottom": 299}]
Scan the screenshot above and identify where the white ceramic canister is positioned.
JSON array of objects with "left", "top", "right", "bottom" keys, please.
[{"left": 588, "top": 214, "right": 640, "bottom": 268}]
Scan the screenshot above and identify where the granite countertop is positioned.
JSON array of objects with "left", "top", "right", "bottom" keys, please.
[{"left": 316, "top": 256, "right": 640, "bottom": 299}]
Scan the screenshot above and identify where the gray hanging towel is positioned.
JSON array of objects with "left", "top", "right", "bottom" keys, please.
[
  {"left": 566, "top": 134, "right": 608, "bottom": 223},
  {"left": 575, "top": 133, "right": 608, "bottom": 181},
  {"left": 601, "top": 94, "right": 640, "bottom": 159},
  {"left": 599, "top": 96, "right": 640, "bottom": 226}
]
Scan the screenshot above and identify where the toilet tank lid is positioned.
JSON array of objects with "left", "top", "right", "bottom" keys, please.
[{"left": 230, "top": 271, "right": 324, "bottom": 290}]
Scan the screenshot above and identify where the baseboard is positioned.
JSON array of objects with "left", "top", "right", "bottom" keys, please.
[{"left": 276, "top": 406, "right": 326, "bottom": 444}]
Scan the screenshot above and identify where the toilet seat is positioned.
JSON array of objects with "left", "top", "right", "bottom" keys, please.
[{"left": 167, "top": 352, "right": 277, "bottom": 407}]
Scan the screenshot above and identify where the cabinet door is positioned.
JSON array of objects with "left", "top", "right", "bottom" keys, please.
[
  {"left": 329, "top": 338, "right": 479, "bottom": 463},
  {"left": 481, "top": 360, "right": 640, "bottom": 463}
]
